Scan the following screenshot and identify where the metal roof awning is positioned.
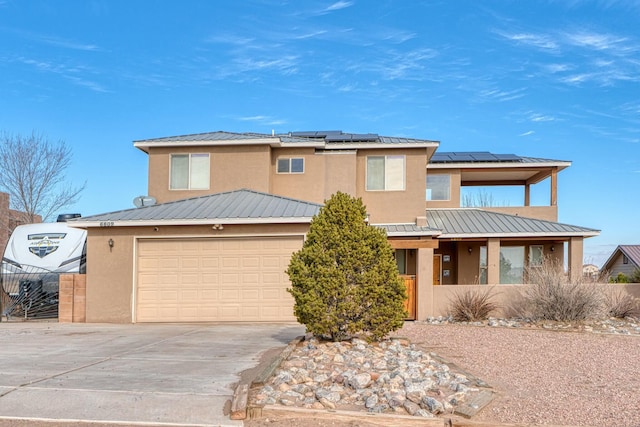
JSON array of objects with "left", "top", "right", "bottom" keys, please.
[
  {"left": 426, "top": 209, "right": 600, "bottom": 238},
  {"left": 68, "top": 189, "right": 322, "bottom": 227}
]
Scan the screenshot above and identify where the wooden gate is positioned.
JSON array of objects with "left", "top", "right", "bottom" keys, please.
[{"left": 401, "top": 275, "right": 416, "bottom": 320}]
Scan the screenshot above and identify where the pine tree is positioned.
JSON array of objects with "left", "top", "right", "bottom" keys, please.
[{"left": 287, "top": 192, "right": 407, "bottom": 342}]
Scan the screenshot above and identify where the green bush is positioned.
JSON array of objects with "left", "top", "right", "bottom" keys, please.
[
  {"left": 630, "top": 268, "right": 640, "bottom": 283},
  {"left": 286, "top": 192, "right": 407, "bottom": 342},
  {"left": 448, "top": 287, "right": 499, "bottom": 322},
  {"left": 610, "top": 272, "right": 630, "bottom": 284}
]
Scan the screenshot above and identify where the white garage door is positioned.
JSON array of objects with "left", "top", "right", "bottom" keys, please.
[{"left": 135, "top": 236, "right": 302, "bottom": 322}]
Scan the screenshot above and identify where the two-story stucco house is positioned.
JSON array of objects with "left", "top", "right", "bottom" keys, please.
[{"left": 69, "top": 131, "right": 599, "bottom": 323}]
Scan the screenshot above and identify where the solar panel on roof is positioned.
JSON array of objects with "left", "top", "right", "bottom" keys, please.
[
  {"left": 290, "top": 131, "right": 342, "bottom": 138},
  {"left": 431, "top": 153, "right": 452, "bottom": 162},
  {"left": 494, "top": 154, "right": 522, "bottom": 162},
  {"left": 351, "top": 133, "right": 379, "bottom": 141},
  {"left": 451, "top": 154, "right": 476, "bottom": 161},
  {"left": 470, "top": 153, "right": 497, "bottom": 161},
  {"left": 325, "top": 133, "right": 379, "bottom": 142}
]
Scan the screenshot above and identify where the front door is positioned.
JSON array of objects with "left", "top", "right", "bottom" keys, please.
[{"left": 433, "top": 254, "right": 441, "bottom": 285}]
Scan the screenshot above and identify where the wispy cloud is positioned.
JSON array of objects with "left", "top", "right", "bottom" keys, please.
[
  {"left": 495, "top": 30, "right": 559, "bottom": 51},
  {"left": 478, "top": 87, "right": 527, "bottom": 102},
  {"left": 544, "top": 63, "right": 572, "bottom": 73},
  {"left": 324, "top": 1, "right": 353, "bottom": 12},
  {"left": 563, "top": 31, "right": 629, "bottom": 52},
  {"left": 40, "top": 35, "right": 100, "bottom": 51},
  {"left": 529, "top": 113, "right": 556, "bottom": 122},
  {"left": 206, "top": 34, "right": 255, "bottom": 46},
  {"left": 233, "top": 55, "right": 299, "bottom": 75},
  {"left": 16, "top": 56, "right": 107, "bottom": 92},
  {"left": 64, "top": 76, "right": 108, "bottom": 92},
  {"left": 519, "top": 130, "right": 535, "bottom": 136},
  {"left": 294, "top": 30, "right": 328, "bottom": 40},
  {"left": 237, "top": 115, "right": 286, "bottom": 126},
  {"left": 1, "top": 27, "right": 100, "bottom": 51}
]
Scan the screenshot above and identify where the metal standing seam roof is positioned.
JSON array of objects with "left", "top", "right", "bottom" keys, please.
[
  {"left": 429, "top": 152, "right": 570, "bottom": 167},
  {"left": 68, "top": 189, "right": 323, "bottom": 227},
  {"left": 376, "top": 224, "right": 441, "bottom": 237},
  {"left": 603, "top": 245, "right": 640, "bottom": 269},
  {"left": 426, "top": 209, "right": 600, "bottom": 238},
  {"left": 133, "top": 130, "right": 439, "bottom": 149}
]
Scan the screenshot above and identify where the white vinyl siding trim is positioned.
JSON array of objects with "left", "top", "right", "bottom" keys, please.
[{"left": 170, "top": 153, "right": 210, "bottom": 190}]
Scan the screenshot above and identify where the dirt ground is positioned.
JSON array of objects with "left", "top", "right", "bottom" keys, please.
[{"left": 243, "top": 321, "right": 640, "bottom": 427}]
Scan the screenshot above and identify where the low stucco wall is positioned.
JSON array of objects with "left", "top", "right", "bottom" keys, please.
[{"left": 430, "top": 283, "right": 640, "bottom": 318}]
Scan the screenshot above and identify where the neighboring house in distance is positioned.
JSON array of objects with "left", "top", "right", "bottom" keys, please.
[
  {"left": 602, "top": 245, "right": 640, "bottom": 281},
  {"left": 68, "top": 131, "right": 599, "bottom": 323},
  {"left": 582, "top": 263, "right": 600, "bottom": 281},
  {"left": 0, "top": 192, "right": 42, "bottom": 258}
]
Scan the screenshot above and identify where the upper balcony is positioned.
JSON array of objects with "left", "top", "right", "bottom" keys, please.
[{"left": 426, "top": 152, "right": 571, "bottom": 222}]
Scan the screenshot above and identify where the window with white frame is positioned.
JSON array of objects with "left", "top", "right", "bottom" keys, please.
[
  {"left": 426, "top": 174, "right": 451, "bottom": 201},
  {"left": 529, "top": 245, "right": 544, "bottom": 267},
  {"left": 277, "top": 157, "right": 304, "bottom": 174},
  {"left": 366, "top": 155, "right": 405, "bottom": 191},
  {"left": 170, "top": 153, "right": 210, "bottom": 190}
]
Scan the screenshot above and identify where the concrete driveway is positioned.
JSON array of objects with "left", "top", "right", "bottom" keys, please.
[{"left": 0, "top": 322, "right": 305, "bottom": 426}]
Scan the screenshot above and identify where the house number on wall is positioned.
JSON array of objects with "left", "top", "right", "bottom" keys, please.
[{"left": 99, "top": 221, "right": 115, "bottom": 227}]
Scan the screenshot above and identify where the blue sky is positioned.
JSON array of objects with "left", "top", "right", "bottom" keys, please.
[{"left": 1, "top": 0, "right": 639, "bottom": 266}]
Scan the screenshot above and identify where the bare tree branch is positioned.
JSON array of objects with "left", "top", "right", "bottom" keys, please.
[{"left": 0, "top": 131, "right": 85, "bottom": 222}]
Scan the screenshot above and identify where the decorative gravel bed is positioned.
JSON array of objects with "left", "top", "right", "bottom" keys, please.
[
  {"left": 397, "top": 319, "right": 640, "bottom": 427},
  {"left": 253, "top": 336, "right": 488, "bottom": 419},
  {"left": 248, "top": 318, "right": 640, "bottom": 426}
]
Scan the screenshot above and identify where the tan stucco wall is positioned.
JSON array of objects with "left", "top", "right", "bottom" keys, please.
[
  {"left": 270, "top": 147, "right": 326, "bottom": 203},
  {"left": 84, "top": 223, "right": 310, "bottom": 323},
  {"left": 147, "top": 145, "right": 271, "bottom": 203},
  {"left": 356, "top": 148, "right": 428, "bottom": 224},
  {"left": 429, "top": 283, "right": 640, "bottom": 318},
  {"left": 321, "top": 151, "right": 357, "bottom": 201},
  {"left": 481, "top": 206, "right": 558, "bottom": 222}
]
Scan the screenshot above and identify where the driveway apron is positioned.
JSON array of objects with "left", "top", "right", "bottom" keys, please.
[{"left": 0, "top": 322, "right": 304, "bottom": 426}]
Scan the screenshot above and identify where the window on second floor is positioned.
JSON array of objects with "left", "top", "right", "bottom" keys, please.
[
  {"left": 170, "top": 153, "right": 210, "bottom": 190},
  {"left": 426, "top": 174, "right": 451, "bottom": 201},
  {"left": 366, "top": 155, "right": 405, "bottom": 191},
  {"left": 277, "top": 157, "right": 304, "bottom": 174},
  {"left": 623, "top": 254, "right": 629, "bottom": 264}
]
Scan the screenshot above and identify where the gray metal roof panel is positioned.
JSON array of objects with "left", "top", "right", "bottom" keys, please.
[
  {"left": 70, "top": 189, "right": 322, "bottom": 224},
  {"left": 376, "top": 224, "right": 441, "bottom": 237},
  {"left": 135, "top": 130, "right": 438, "bottom": 147},
  {"left": 426, "top": 209, "right": 599, "bottom": 237},
  {"left": 430, "top": 152, "right": 569, "bottom": 165}
]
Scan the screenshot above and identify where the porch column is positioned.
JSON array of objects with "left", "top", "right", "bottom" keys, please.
[
  {"left": 416, "top": 247, "right": 434, "bottom": 319},
  {"left": 524, "top": 183, "right": 531, "bottom": 206},
  {"left": 487, "top": 238, "right": 500, "bottom": 285},
  {"left": 568, "top": 236, "right": 584, "bottom": 282},
  {"left": 550, "top": 168, "right": 558, "bottom": 206}
]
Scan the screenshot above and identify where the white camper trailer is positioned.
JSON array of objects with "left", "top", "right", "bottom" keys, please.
[
  {"left": 1, "top": 215, "right": 86, "bottom": 319},
  {"left": 2, "top": 222, "right": 87, "bottom": 274}
]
